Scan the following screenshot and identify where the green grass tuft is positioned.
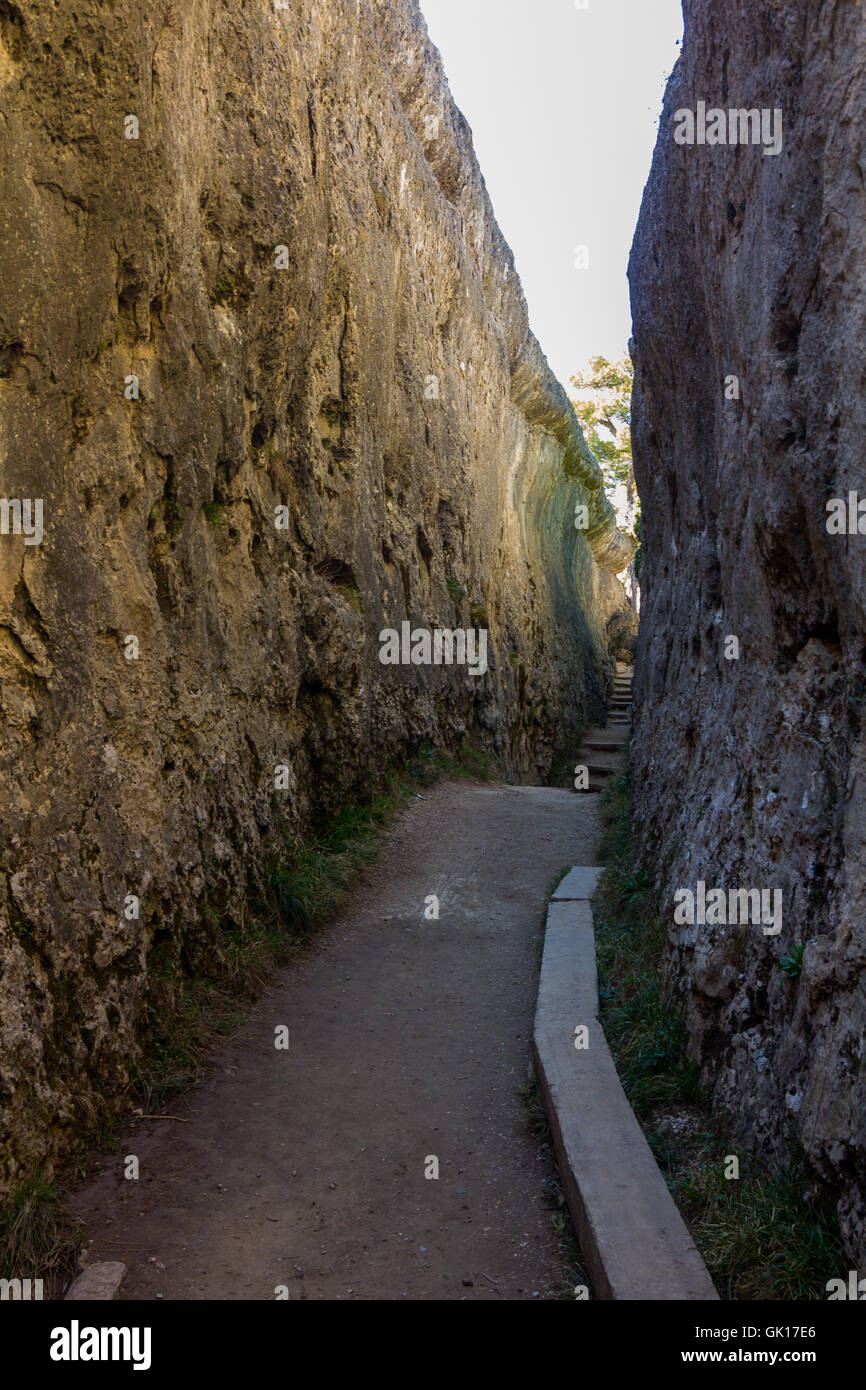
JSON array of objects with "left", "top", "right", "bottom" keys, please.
[{"left": 0, "top": 1171, "right": 83, "bottom": 1291}]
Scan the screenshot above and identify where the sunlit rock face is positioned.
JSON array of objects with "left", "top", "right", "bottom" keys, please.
[
  {"left": 629, "top": 0, "right": 866, "bottom": 1261},
  {"left": 0, "top": 1, "right": 629, "bottom": 1193}
]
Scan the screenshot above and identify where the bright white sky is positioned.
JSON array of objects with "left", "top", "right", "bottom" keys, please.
[{"left": 420, "top": 0, "right": 684, "bottom": 387}]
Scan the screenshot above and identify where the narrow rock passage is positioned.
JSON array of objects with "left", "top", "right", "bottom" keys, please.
[{"left": 69, "top": 782, "right": 600, "bottom": 1301}]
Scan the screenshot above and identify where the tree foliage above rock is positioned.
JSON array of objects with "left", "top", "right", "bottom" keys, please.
[{"left": 570, "top": 354, "right": 634, "bottom": 491}]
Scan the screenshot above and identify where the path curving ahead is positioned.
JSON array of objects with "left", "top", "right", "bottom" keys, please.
[{"left": 69, "top": 782, "right": 600, "bottom": 1301}]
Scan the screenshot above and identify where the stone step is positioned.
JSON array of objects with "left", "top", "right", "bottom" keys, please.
[
  {"left": 583, "top": 732, "right": 628, "bottom": 751},
  {"left": 581, "top": 747, "right": 621, "bottom": 765}
]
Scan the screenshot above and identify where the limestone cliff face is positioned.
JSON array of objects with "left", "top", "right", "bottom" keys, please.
[
  {"left": 0, "top": 1, "right": 626, "bottom": 1192},
  {"left": 629, "top": 0, "right": 866, "bottom": 1261}
]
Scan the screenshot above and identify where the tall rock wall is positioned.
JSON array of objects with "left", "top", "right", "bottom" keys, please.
[
  {"left": 0, "top": 1, "right": 626, "bottom": 1194},
  {"left": 629, "top": 0, "right": 866, "bottom": 1261}
]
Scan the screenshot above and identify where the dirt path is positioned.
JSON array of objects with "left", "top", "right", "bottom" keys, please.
[{"left": 69, "top": 782, "right": 600, "bottom": 1300}]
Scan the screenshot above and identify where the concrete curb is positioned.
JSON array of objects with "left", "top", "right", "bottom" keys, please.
[
  {"left": 552, "top": 866, "right": 603, "bottom": 901},
  {"left": 533, "top": 872, "right": 719, "bottom": 1301},
  {"left": 64, "top": 1262, "right": 127, "bottom": 1300}
]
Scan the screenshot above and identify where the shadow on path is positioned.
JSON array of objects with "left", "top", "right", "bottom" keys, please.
[{"left": 69, "top": 782, "right": 600, "bottom": 1301}]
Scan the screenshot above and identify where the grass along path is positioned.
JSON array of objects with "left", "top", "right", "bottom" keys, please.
[{"left": 592, "top": 766, "right": 846, "bottom": 1300}]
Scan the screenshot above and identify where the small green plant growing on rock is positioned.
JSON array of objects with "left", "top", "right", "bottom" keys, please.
[
  {"left": 368, "top": 177, "right": 389, "bottom": 219},
  {"left": 164, "top": 499, "right": 184, "bottom": 535},
  {"left": 446, "top": 576, "right": 467, "bottom": 605},
  {"left": 203, "top": 501, "right": 224, "bottom": 526},
  {"left": 780, "top": 943, "right": 805, "bottom": 979},
  {"left": 69, "top": 389, "right": 91, "bottom": 440},
  {"left": 468, "top": 602, "right": 489, "bottom": 628},
  {"left": 336, "top": 582, "right": 363, "bottom": 614},
  {"left": 847, "top": 674, "right": 866, "bottom": 709},
  {"left": 212, "top": 275, "right": 234, "bottom": 306}
]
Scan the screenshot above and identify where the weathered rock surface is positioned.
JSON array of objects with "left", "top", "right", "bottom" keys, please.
[
  {"left": 629, "top": 0, "right": 866, "bottom": 1262},
  {"left": 598, "top": 568, "right": 639, "bottom": 664},
  {"left": 0, "top": 2, "right": 628, "bottom": 1193}
]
